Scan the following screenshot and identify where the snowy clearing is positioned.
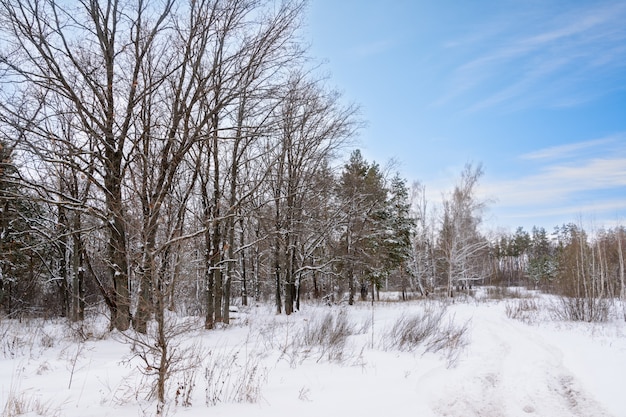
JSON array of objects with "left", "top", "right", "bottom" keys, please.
[{"left": 1, "top": 295, "right": 625, "bottom": 417}]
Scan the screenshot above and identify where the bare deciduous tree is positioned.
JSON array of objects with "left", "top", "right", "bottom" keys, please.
[
  {"left": 438, "top": 163, "right": 489, "bottom": 297},
  {"left": 0, "top": 0, "right": 177, "bottom": 330}
]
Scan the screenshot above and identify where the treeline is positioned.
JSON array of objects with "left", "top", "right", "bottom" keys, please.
[
  {"left": 0, "top": 1, "right": 624, "bottom": 333},
  {"left": 491, "top": 224, "right": 626, "bottom": 320}
]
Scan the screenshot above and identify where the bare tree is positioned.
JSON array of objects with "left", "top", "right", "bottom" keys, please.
[
  {"left": 0, "top": 0, "right": 176, "bottom": 330},
  {"left": 192, "top": 0, "right": 306, "bottom": 327},
  {"left": 268, "top": 73, "right": 359, "bottom": 314},
  {"left": 617, "top": 227, "right": 626, "bottom": 300},
  {"left": 438, "top": 163, "right": 489, "bottom": 297},
  {"left": 409, "top": 181, "right": 437, "bottom": 295}
]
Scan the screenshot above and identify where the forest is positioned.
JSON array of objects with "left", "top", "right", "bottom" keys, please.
[{"left": 0, "top": 1, "right": 625, "bottom": 415}]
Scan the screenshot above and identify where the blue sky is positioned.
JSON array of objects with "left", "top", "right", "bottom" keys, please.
[{"left": 305, "top": 0, "right": 626, "bottom": 233}]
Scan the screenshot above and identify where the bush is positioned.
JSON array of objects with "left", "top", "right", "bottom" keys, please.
[
  {"left": 550, "top": 296, "right": 610, "bottom": 322},
  {"left": 260, "top": 308, "right": 359, "bottom": 366},
  {"left": 382, "top": 307, "right": 446, "bottom": 352},
  {"left": 484, "top": 286, "right": 533, "bottom": 300}
]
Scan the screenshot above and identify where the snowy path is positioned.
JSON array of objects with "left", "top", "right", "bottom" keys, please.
[{"left": 421, "top": 306, "right": 617, "bottom": 417}]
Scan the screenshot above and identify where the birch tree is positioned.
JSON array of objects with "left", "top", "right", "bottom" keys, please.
[
  {"left": 438, "top": 163, "right": 489, "bottom": 297},
  {"left": 409, "top": 181, "right": 437, "bottom": 295}
]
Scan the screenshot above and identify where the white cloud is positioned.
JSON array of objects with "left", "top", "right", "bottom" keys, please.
[
  {"left": 520, "top": 134, "right": 623, "bottom": 160},
  {"left": 505, "top": 199, "right": 626, "bottom": 219},
  {"left": 436, "top": 1, "right": 626, "bottom": 112},
  {"left": 478, "top": 141, "right": 626, "bottom": 230},
  {"left": 413, "top": 147, "right": 626, "bottom": 231},
  {"left": 481, "top": 156, "right": 626, "bottom": 207}
]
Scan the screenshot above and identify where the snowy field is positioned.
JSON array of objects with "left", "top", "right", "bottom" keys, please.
[{"left": 2, "top": 291, "right": 626, "bottom": 417}]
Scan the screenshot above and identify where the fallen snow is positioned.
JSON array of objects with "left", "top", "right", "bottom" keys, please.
[{"left": 1, "top": 296, "right": 625, "bottom": 417}]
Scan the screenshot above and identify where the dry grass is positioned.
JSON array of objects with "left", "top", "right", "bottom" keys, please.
[
  {"left": 300, "top": 309, "right": 356, "bottom": 362},
  {"left": 257, "top": 308, "right": 360, "bottom": 366},
  {"left": 204, "top": 346, "right": 267, "bottom": 406},
  {"left": 381, "top": 303, "right": 470, "bottom": 367},
  {"left": 505, "top": 299, "right": 540, "bottom": 324},
  {"left": 2, "top": 367, "right": 62, "bottom": 417},
  {"left": 2, "top": 391, "right": 62, "bottom": 417}
]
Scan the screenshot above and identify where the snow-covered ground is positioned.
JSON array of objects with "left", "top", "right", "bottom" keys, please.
[{"left": 2, "top": 294, "right": 625, "bottom": 417}]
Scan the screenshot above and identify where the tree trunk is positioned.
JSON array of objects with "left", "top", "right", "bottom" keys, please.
[
  {"left": 348, "top": 266, "right": 355, "bottom": 305},
  {"left": 57, "top": 202, "right": 70, "bottom": 318},
  {"left": 107, "top": 195, "right": 130, "bottom": 331},
  {"left": 618, "top": 231, "right": 625, "bottom": 300},
  {"left": 274, "top": 232, "right": 282, "bottom": 314},
  {"left": 71, "top": 230, "right": 85, "bottom": 322},
  {"left": 204, "top": 227, "right": 215, "bottom": 330},
  {"left": 240, "top": 220, "right": 248, "bottom": 306}
]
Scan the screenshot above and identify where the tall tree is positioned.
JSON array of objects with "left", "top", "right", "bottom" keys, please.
[
  {"left": 438, "top": 163, "right": 489, "bottom": 296},
  {"left": 383, "top": 174, "right": 416, "bottom": 298},
  {"left": 337, "top": 150, "right": 388, "bottom": 304},
  {"left": 267, "top": 73, "right": 359, "bottom": 314},
  {"left": 0, "top": 0, "right": 177, "bottom": 330},
  {"left": 409, "top": 181, "right": 437, "bottom": 295},
  {"left": 0, "top": 139, "right": 50, "bottom": 315},
  {"left": 195, "top": 0, "right": 307, "bottom": 326},
  {"left": 527, "top": 226, "right": 556, "bottom": 289}
]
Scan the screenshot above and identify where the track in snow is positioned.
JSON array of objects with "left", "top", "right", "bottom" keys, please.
[{"left": 422, "top": 307, "right": 615, "bottom": 417}]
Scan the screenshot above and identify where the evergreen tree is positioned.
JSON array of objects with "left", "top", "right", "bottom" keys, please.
[
  {"left": 0, "top": 140, "right": 49, "bottom": 314},
  {"left": 0, "top": 139, "right": 15, "bottom": 309},
  {"left": 383, "top": 174, "right": 416, "bottom": 297},
  {"left": 527, "top": 226, "right": 556, "bottom": 288},
  {"left": 337, "top": 150, "right": 389, "bottom": 303}
]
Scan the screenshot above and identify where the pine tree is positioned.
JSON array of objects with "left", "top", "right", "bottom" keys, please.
[
  {"left": 527, "top": 226, "right": 556, "bottom": 288},
  {"left": 337, "top": 150, "right": 388, "bottom": 303}
]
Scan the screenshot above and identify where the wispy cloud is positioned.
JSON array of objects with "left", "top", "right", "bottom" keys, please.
[
  {"left": 482, "top": 156, "right": 626, "bottom": 207},
  {"left": 480, "top": 138, "right": 626, "bottom": 229},
  {"left": 415, "top": 140, "right": 626, "bottom": 230},
  {"left": 520, "top": 134, "right": 622, "bottom": 160},
  {"left": 435, "top": 1, "right": 626, "bottom": 112},
  {"left": 505, "top": 199, "right": 626, "bottom": 219}
]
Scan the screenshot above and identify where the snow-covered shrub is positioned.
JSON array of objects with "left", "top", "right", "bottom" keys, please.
[
  {"left": 424, "top": 315, "right": 470, "bottom": 366},
  {"left": 301, "top": 309, "right": 355, "bottom": 362},
  {"left": 268, "top": 308, "right": 358, "bottom": 365},
  {"left": 276, "top": 308, "right": 358, "bottom": 364}
]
